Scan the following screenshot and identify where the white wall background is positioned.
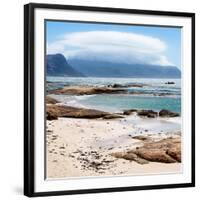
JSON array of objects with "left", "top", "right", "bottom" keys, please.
[{"left": 0, "top": 0, "right": 199, "bottom": 199}]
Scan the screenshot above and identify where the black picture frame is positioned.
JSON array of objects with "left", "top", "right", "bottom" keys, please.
[{"left": 24, "top": 3, "right": 195, "bottom": 197}]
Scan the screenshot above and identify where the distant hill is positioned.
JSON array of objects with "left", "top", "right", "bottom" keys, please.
[
  {"left": 68, "top": 59, "right": 181, "bottom": 78},
  {"left": 46, "top": 54, "right": 84, "bottom": 77}
]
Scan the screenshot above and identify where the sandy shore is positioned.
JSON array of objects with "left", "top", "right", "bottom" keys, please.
[{"left": 46, "top": 116, "right": 181, "bottom": 179}]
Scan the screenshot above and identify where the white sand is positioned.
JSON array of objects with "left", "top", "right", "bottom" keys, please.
[{"left": 46, "top": 117, "right": 181, "bottom": 179}]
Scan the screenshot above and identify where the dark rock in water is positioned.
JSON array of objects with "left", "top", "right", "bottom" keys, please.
[
  {"left": 123, "top": 109, "right": 138, "bottom": 115},
  {"left": 147, "top": 113, "right": 157, "bottom": 118},
  {"left": 46, "top": 104, "right": 110, "bottom": 119},
  {"left": 137, "top": 110, "right": 158, "bottom": 118},
  {"left": 109, "top": 83, "right": 123, "bottom": 88},
  {"left": 159, "top": 109, "right": 180, "bottom": 117},
  {"left": 109, "top": 83, "right": 144, "bottom": 88},
  {"left": 165, "top": 81, "right": 175, "bottom": 84}
]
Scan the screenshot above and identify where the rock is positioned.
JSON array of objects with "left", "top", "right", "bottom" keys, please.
[
  {"left": 159, "top": 109, "right": 180, "bottom": 117},
  {"left": 46, "top": 111, "right": 58, "bottom": 120},
  {"left": 123, "top": 109, "right": 138, "bottom": 115},
  {"left": 46, "top": 96, "right": 59, "bottom": 104},
  {"left": 131, "top": 135, "right": 151, "bottom": 141},
  {"left": 46, "top": 104, "right": 110, "bottom": 119},
  {"left": 110, "top": 83, "right": 124, "bottom": 88},
  {"left": 112, "top": 136, "right": 181, "bottom": 164},
  {"left": 166, "top": 148, "right": 181, "bottom": 162},
  {"left": 111, "top": 152, "right": 149, "bottom": 164},
  {"left": 110, "top": 83, "right": 145, "bottom": 88},
  {"left": 133, "top": 149, "right": 177, "bottom": 163},
  {"left": 103, "top": 114, "right": 124, "bottom": 119},
  {"left": 50, "top": 86, "right": 125, "bottom": 95},
  {"left": 137, "top": 110, "right": 158, "bottom": 118},
  {"left": 165, "top": 81, "right": 175, "bottom": 84}
]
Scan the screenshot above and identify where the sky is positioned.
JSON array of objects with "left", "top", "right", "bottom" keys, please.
[{"left": 46, "top": 20, "right": 181, "bottom": 69}]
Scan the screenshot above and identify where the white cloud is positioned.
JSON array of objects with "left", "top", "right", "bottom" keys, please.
[{"left": 47, "top": 31, "right": 174, "bottom": 66}]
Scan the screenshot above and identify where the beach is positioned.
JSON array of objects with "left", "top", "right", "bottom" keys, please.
[
  {"left": 46, "top": 77, "right": 182, "bottom": 179},
  {"left": 46, "top": 115, "right": 181, "bottom": 178}
]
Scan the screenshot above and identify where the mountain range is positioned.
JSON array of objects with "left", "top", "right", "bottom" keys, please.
[
  {"left": 46, "top": 54, "right": 84, "bottom": 77},
  {"left": 46, "top": 53, "right": 181, "bottom": 78}
]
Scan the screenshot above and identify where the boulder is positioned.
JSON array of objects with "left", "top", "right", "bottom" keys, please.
[
  {"left": 46, "top": 96, "right": 59, "bottom": 104},
  {"left": 102, "top": 114, "right": 124, "bottom": 119},
  {"left": 159, "top": 109, "right": 180, "bottom": 117},
  {"left": 123, "top": 109, "right": 138, "bottom": 115},
  {"left": 46, "top": 104, "right": 110, "bottom": 120},
  {"left": 110, "top": 83, "right": 144, "bottom": 88},
  {"left": 133, "top": 149, "right": 177, "bottom": 163},
  {"left": 166, "top": 148, "right": 181, "bottom": 162},
  {"left": 137, "top": 110, "right": 158, "bottom": 118},
  {"left": 131, "top": 135, "right": 151, "bottom": 141},
  {"left": 46, "top": 111, "right": 58, "bottom": 120},
  {"left": 112, "top": 136, "right": 181, "bottom": 164},
  {"left": 111, "top": 152, "right": 149, "bottom": 164}
]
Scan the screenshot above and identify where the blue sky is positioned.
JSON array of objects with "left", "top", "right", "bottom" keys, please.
[{"left": 46, "top": 20, "right": 181, "bottom": 68}]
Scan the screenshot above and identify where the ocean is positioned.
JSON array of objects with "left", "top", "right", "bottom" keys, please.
[{"left": 47, "top": 77, "right": 181, "bottom": 114}]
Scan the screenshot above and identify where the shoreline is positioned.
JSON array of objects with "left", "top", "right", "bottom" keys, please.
[
  {"left": 46, "top": 89, "right": 181, "bottom": 179},
  {"left": 46, "top": 116, "right": 181, "bottom": 179}
]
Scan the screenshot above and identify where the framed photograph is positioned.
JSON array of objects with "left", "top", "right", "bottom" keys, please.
[{"left": 24, "top": 3, "right": 195, "bottom": 197}]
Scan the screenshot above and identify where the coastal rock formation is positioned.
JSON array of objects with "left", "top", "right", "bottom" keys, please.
[
  {"left": 108, "top": 83, "right": 145, "bottom": 88},
  {"left": 46, "top": 112, "right": 58, "bottom": 120},
  {"left": 50, "top": 86, "right": 125, "bottom": 95},
  {"left": 102, "top": 114, "right": 124, "bottom": 119},
  {"left": 46, "top": 104, "right": 110, "bottom": 120},
  {"left": 46, "top": 96, "right": 59, "bottom": 104},
  {"left": 111, "top": 152, "right": 149, "bottom": 164},
  {"left": 137, "top": 110, "right": 158, "bottom": 118},
  {"left": 159, "top": 109, "right": 180, "bottom": 117},
  {"left": 123, "top": 109, "right": 138, "bottom": 115},
  {"left": 112, "top": 137, "right": 181, "bottom": 163}
]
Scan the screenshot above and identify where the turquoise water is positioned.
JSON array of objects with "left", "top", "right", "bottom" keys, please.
[
  {"left": 78, "top": 94, "right": 181, "bottom": 113},
  {"left": 47, "top": 76, "right": 181, "bottom": 114}
]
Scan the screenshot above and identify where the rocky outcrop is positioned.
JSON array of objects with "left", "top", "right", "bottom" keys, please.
[
  {"left": 46, "top": 96, "right": 59, "bottom": 104},
  {"left": 137, "top": 110, "right": 158, "bottom": 118},
  {"left": 108, "top": 83, "right": 145, "bottom": 88},
  {"left": 46, "top": 104, "right": 111, "bottom": 120},
  {"left": 102, "top": 114, "right": 124, "bottom": 119},
  {"left": 159, "top": 109, "right": 180, "bottom": 117},
  {"left": 50, "top": 86, "right": 125, "bottom": 95},
  {"left": 111, "top": 152, "right": 149, "bottom": 164},
  {"left": 123, "top": 109, "right": 138, "bottom": 115},
  {"left": 112, "top": 137, "right": 181, "bottom": 164}
]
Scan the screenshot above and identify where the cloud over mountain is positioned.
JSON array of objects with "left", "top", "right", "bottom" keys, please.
[{"left": 47, "top": 31, "right": 174, "bottom": 66}]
